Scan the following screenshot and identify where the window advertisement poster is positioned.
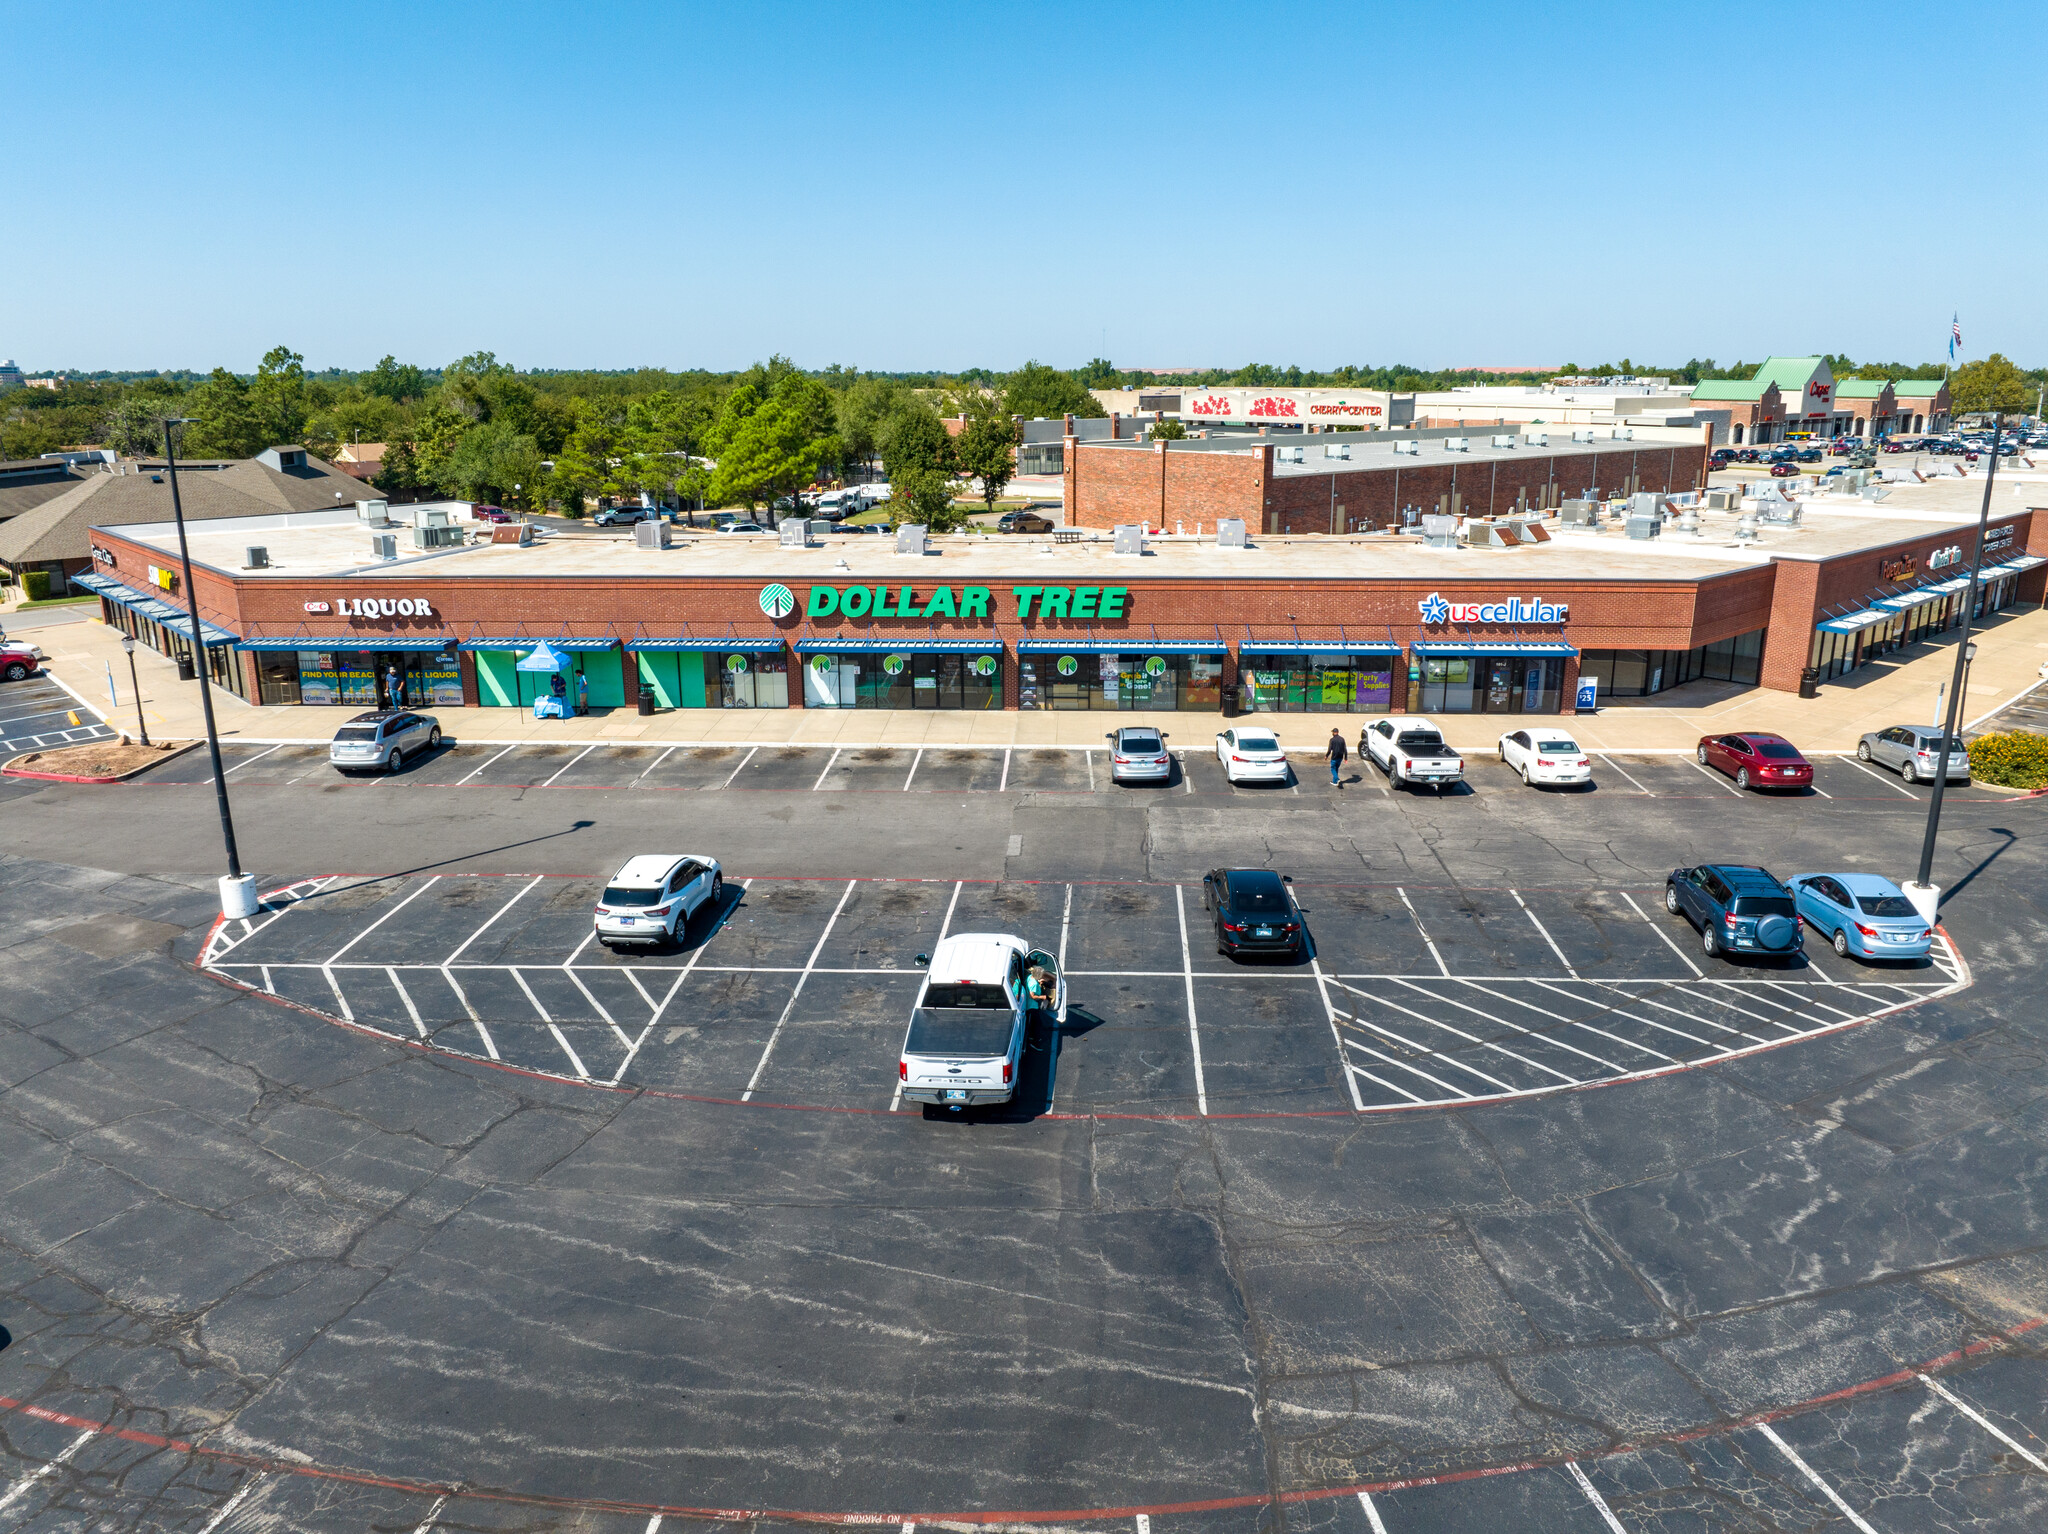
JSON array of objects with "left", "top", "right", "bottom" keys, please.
[
  {"left": 297, "top": 651, "right": 338, "bottom": 706},
  {"left": 1018, "top": 658, "right": 1041, "bottom": 709},
  {"left": 426, "top": 652, "right": 464, "bottom": 707},
  {"left": 335, "top": 654, "right": 379, "bottom": 707},
  {"left": 1099, "top": 653, "right": 1119, "bottom": 705}
]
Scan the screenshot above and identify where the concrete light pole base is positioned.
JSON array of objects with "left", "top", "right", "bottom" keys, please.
[
  {"left": 219, "top": 873, "right": 260, "bottom": 920},
  {"left": 1901, "top": 881, "right": 1941, "bottom": 925}
]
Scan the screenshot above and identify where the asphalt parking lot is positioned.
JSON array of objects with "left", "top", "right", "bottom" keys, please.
[
  {"left": 0, "top": 672, "right": 115, "bottom": 757},
  {"left": 2, "top": 734, "right": 2045, "bottom": 1532}
]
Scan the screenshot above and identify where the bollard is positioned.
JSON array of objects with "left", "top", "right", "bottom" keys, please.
[{"left": 219, "top": 872, "right": 259, "bottom": 920}]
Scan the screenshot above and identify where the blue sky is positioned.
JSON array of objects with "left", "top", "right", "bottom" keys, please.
[{"left": 5, "top": 1, "right": 2042, "bottom": 373}]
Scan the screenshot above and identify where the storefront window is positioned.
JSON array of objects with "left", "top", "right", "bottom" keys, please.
[
  {"left": 1241, "top": 654, "right": 1394, "bottom": 713},
  {"left": 1020, "top": 653, "right": 1220, "bottom": 711},
  {"left": 719, "top": 651, "right": 789, "bottom": 708},
  {"left": 804, "top": 652, "right": 999, "bottom": 709},
  {"left": 1418, "top": 655, "right": 1564, "bottom": 713},
  {"left": 1581, "top": 631, "right": 1763, "bottom": 697}
]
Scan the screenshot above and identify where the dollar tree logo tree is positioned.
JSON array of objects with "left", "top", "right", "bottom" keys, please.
[
  {"left": 726, "top": 653, "right": 749, "bottom": 673},
  {"left": 757, "top": 583, "right": 796, "bottom": 619}
]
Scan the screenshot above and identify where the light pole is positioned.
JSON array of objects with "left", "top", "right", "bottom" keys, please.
[
  {"left": 120, "top": 633, "right": 149, "bottom": 746},
  {"left": 1905, "top": 412, "right": 2004, "bottom": 922},
  {"left": 161, "top": 417, "right": 254, "bottom": 918}
]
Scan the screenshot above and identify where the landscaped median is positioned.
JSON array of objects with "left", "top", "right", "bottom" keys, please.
[
  {"left": 1965, "top": 730, "right": 2048, "bottom": 792},
  {"left": 3, "top": 739, "right": 199, "bottom": 783}
]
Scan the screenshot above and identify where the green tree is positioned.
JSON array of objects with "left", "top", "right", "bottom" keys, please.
[
  {"left": 1950, "top": 353, "right": 2030, "bottom": 417},
  {"left": 440, "top": 419, "right": 543, "bottom": 504},
  {"left": 101, "top": 397, "right": 169, "bottom": 457},
  {"left": 374, "top": 438, "right": 422, "bottom": 495},
  {"left": 705, "top": 375, "right": 840, "bottom": 517},
  {"left": 250, "top": 344, "right": 309, "bottom": 446},
  {"left": 410, "top": 403, "right": 478, "bottom": 492},
  {"left": 1076, "top": 357, "right": 1120, "bottom": 389},
  {"left": 952, "top": 393, "right": 1017, "bottom": 510},
  {"left": 878, "top": 400, "right": 952, "bottom": 481},
  {"left": 365, "top": 355, "right": 428, "bottom": 401},
  {"left": 1003, "top": 360, "right": 1106, "bottom": 419},
  {"left": 182, "top": 368, "right": 264, "bottom": 458},
  {"left": 305, "top": 391, "right": 400, "bottom": 461},
  {"left": 0, "top": 415, "right": 63, "bottom": 460},
  {"left": 835, "top": 377, "right": 906, "bottom": 478},
  {"left": 1147, "top": 416, "right": 1186, "bottom": 441},
  {"left": 889, "top": 464, "right": 968, "bottom": 532}
]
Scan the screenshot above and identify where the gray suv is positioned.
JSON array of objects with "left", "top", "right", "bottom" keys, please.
[
  {"left": 1857, "top": 725, "right": 1969, "bottom": 784},
  {"left": 330, "top": 710, "right": 441, "bottom": 774}
]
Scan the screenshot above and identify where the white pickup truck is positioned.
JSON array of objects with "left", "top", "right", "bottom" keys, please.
[
  {"left": 1361, "top": 716, "right": 1465, "bottom": 791},
  {"left": 899, "top": 933, "right": 1066, "bottom": 1112}
]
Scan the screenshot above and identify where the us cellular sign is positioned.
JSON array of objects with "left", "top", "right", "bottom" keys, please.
[{"left": 1417, "top": 592, "right": 1569, "bottom": 625}]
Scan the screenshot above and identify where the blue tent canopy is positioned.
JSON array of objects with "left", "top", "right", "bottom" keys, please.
[{"left": 514, "top": 643, "right": 574, "bottom": 672}]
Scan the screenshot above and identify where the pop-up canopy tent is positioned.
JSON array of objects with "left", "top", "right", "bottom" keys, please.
[{"left": 515, "top": 643, "right": 574, "bottom": 673}]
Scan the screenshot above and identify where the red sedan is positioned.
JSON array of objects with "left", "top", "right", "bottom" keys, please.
[
  {"left": 472, "top": 505, "right": 515, "bottom": 524},
  {"left": 1697, "top": 732, "right": 1813, "bottom": 792},
  {"left": 1, "top": 644, "right": 42, "bottom": 682}
]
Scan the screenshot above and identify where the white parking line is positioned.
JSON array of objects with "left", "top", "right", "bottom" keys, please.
[
  {"left": 219, "top": 743, "right": 284, "bottom": 778},
  {"left": 1919, "top": 1371, "right": 2048, "bottom": 1471},
  {"left": 1686, "top": 756, "right": 1745, "bottom": 795},
  {"left": 902, "top": 747, "right": 922, "bottom": 791},
  {"left": 1175, "top": 885, "right": 1208, "bottom": 1116},
  {"left": 321, "top": 966, "right": 354, "bottom": 1021},
  {"left": 326, "top": 876, "right": 441, "bottom": 964},
  {"left": 610, "top": 880, "right": 748, "bottom": 1086},
  {"left": 811, "top": 746, "right": 841, "bottom": 791},
  {"left": 409, "top": 1493, "right": 450, "bottom": 1534},
  {"left": 1356, "top": 1491, "right": 1388, "bottom": 1534},
  {"left": 564, "top": 967, "right": 633, "bottom": 1050},
  {"left": 0, "top": 1426, "right": 96, "bottom": 1517},
  {"left": 387, "top": 968, "right": 427, "bottom": 1036},
  {"left": 193, "top": 1474, "right": 265, "bottom": 1534},
  {"left": 742, "top": 878, "right": 856, "bottom": 1100},
  {"left": 439, "top": 968, "right": 499, "bottom": 1058},
  {"left": 1457, "top": 976, "right": 1679, "bottom": 1063},
  {"left": 1376, "top": 979, "right": 1582, "bottom": 1083},
  {"left": 1311, "top": 952, "right": 1368, "bottom": 1111},
  {"left": 540, "top": 743, "right": 599, "bottom": 787},
  {"left": 1755, "top": 1421, "right": 1879, "bottom": 1534},
  {"left": 1833, "top": 753, "right": 1920, "bottom": 797},
  {"left": 1566, "top": 1460, "right": 1627, "bottom": 1533},
  {"left": 458, "top": 743, "right": 520, "bottom": 783},
  {"left": 633, "top": 744, "right": 678, "bottom": 784},
  {"left": 444, "top": 875, "right": 545, "bottom": 964},
  {"left": 1620, "top": 888, "right": 1705, "bottom": 977},
  {"left": 1403, "top": 977, "right": 1626, "bottom": 1074},
  {"left": 722, "top": 745, "right": 758, "bottom": 788},
  {"left": 998, "top": 746, "right": 1011, "bottom": 791},
  {"left": 1085, "top": 748, "right": 1096, "bottom": 790},
  {"left": 1510, "top": 888, "right": 1579, "bottom": 978},
  {"left": 1396, "top": 887, "right": 1450, "bottom": 976}
]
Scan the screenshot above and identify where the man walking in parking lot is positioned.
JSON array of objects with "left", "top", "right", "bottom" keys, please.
[{"left": 1327, "top": 727, "right": 1347, "bottom": 787}]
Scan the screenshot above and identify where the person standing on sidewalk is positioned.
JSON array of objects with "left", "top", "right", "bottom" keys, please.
[{"left": 1326, "top": 727, "right": 1347, "bottom": 787}]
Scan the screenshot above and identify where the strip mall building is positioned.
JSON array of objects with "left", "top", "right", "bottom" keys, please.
[{"left": 79, "top": 479, "right": 2047, "bottom": 720}]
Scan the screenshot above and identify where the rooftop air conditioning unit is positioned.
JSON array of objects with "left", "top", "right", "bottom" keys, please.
[
  {"left": 1465, "top": 520, "right": 1514, "bottom": 548},
  {"left": 1279, "top": 446, "right": 1304, "bottom": 463},
  {"left": 1630, "top": 492, "right": 1669, "bottom": 520},
  {"left": 1612, "top": 427, "right": 1634, "bottom": 440},
  {"left": 355, "top": 498, "right": 391, "bottom": 525},
  {"left": 1491, "top": 434, "right": 1517, "bottom": 448},
  {"left": 1323, "top": 443, "right": 1350, "bottom": 460},
  {"left": 780, "top": 518, "right": 813, "bottom": 549},
  {"left": 1113, "top": 523, "right": 1147, "bottom": 555},
  {"left": 413, "top": 524, "right": 464, "bottom": 550},
  {"left": 634, "top": 518, "right": 672, "bottom": 549},
  {"left": 1559, "top": 498, "right": 1600, "bottom": 527},
  {"left": 1393, "top": 439, "right": 1419, "bottom": 456},
  {"left": 244, "top": 545, "right": 269, "bottom": 569},
  {"left": 1420, "top": 514, "right": 1459, "bottom": 549},
  {"left": 1443, "top": 437, "right": 1470, "bottom": 452},
  {"left": 370, "top": 533, "right": 397, "bottom": 560},
  {"left": 1572, "top": 430, "right": 1597, "bottom": 444},
  {"left": 1624, "top": 513, "right": 1661, "bottom": 540},
  {"left": 1215, "top": 519, "right": 1248, "bottom": 548},
  {"left": 1525, "top": 432, "right": 1548, "bottom": 447},
  {"left": 1705, "top": 488, "right": 1738, "bottom": 510},
  {"left": 895, "top": 524, "right": 928, "bottom": 555},
  {"left": 421, "top": 508, "right": 449, "bottom": 528}
]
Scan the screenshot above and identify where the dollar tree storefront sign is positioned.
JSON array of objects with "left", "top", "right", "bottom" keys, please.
[{"left": 801, "top": 585, "right": 1132, "bottom": 620}]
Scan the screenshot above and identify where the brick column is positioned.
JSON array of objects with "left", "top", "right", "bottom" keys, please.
[{"left": 1559, "top": 653, "right": 1580, "bottom": 716}]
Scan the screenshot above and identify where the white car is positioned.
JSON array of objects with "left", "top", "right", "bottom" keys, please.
[
  {"left": 1215, "top": 727, "right": 1291, "bottom": 784},
  {"left": 593, "top": 854, "right": 724, "bottom": 948},
  {"left": 1361, "top": 716, "right": 1464, "bottom": 791},
  {"left": 1497, "top": 728, "right": 1593, "bottom": 787},
  {"left": 899, "top": 933, "right": 1066, "bottom": 1111}
]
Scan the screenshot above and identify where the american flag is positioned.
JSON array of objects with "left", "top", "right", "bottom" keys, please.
[{"left": 1950, "top": 314, "right": 1961, "bottom": 360}]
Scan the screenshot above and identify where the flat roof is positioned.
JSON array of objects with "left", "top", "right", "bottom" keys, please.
[
  {"left": 96, "top": 487, "right": 2040, "bottom": 590},
  {"left": 1079, "top": 427, "right": 1707, "bottom": 479}
]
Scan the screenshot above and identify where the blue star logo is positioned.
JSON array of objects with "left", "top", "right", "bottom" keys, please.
[{"left": 1418, "top": 592, "right": 1450, "bottom": 625}]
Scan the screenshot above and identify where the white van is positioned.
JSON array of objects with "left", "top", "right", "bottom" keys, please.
[{"left": 899, "top": 933, "right": 1066, "bottom": 1110}]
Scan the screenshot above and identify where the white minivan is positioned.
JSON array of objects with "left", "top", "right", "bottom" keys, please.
[{"left": 899, "top": 933, "right": 1066, "bottom": 1110}]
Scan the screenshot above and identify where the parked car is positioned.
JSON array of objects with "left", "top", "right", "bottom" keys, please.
[
  {"left": 1665, "top": 864, "right": 1804, "bottom": 962},
  {"left": 1787, "top": 872, "right": 1932, "bottom": 961},
  {"left": 996, "top": 510, "right": 1056, "bottom": 534},
  {"left": 329, "top": 709, "right": 440, "bottom": 774},
  {"left": 1797, "top": 448, "right": 1824, "bottom": 463},
  {"left": 716, "top": 521, "right": 768, "bottom": 534},
  {"left": 898, "top": 933, "right": 1065, "bottom": 1111},
  {"left": 1497, "top": 728, "right": 1592, "bottom": 787},
  {"left": 1769, "top": 462, "right": 1800, "bottom": 477},
  {"left": 593, "top": 506, "right": 650, "bottom": 527},
  {"left": 592, "top": 854, "right": 724, "bottom": 949},
  {"left": 1734, "top": 448, "right": 1762, "bottom": 463},
  {"left": 1214, "top": 726, "right": 1290, "bottom": 785},
  {"left": 1201, "top": 868, "right": 1304, "bottom": 960},
  {"left": 1709, "top": 451, "right": 1735, "bottom": 468},
  {"left": 0, "top": 644, "right": 42, "bottom": 682},
  {"left": 471, "top": 505, "right": 516, "bottom": 524},
  {"left": 1108, "top": 725, "right": 1172, "bottom": 784},
  {"left": 1362, "top": 716, "right": 1464, "bottom": 790},
  {"left": 1697, "top": 732, "right": 1812, "bottom": 791},
  {"left": 1857, "top": 725, "right": 1969, "bottom": 783}
]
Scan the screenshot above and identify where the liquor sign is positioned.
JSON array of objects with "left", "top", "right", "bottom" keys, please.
[{"left": 335, "top": 596, "right": 437, "bottom": 619}]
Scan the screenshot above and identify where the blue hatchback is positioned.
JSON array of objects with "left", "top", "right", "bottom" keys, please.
[{"left": 1787, "top": 872, "right": 1932, "bottom": 961}]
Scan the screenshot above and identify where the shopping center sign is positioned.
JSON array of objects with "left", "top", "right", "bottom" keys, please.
[
  {"left": 797, "top": 585, "right": 1133, "bottom": 621},
  {"left": 1417, "top": 592, "right": 1569, "bottom": 625}
]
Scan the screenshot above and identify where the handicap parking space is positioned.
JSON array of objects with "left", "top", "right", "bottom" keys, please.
[{"left": 0, "top": 674, "right": 115, "bottom": 755}]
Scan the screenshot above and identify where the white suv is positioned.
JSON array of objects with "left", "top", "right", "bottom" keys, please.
[
  {"left": 899, "top": 934, "right": 1066, "bottom": 1111},
  {"left": 593, "top": 854, "right": 724, "bottom": 948}
]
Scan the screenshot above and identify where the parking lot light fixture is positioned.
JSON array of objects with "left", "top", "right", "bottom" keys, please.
[
  {"left": 160, "top": 416, "right": 253, "bottom": 919},
  {"left": 1905, "top": 414, "right": 2004, "bottom": 922},
  {"left": 119, "top": 633, "right": 148, "bottom": 746}
]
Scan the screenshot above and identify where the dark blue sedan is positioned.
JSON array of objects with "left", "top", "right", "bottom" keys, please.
[{"left": 1788, "top": 872, "right": 1932, "bottom": 961}]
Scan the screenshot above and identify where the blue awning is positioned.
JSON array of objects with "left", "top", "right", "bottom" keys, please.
[
  {"left": 235, "top": 636, "right": 455, "bottom": 652},
  {"left": 82, "top": 574, "right": 237, "bottom": 643},
  {"left": 796, "top": 637, "right": 1001, "bottom": 653},
  {"left": 460, "top": 637, "right": 618, "bottom": 651},
  {"left": 628, "top": 636, "right": 788, "bottom": 652},
  {"left": 1817, "top": 609, "right": 1889, "bottom": 635},
  {"left": 1410, "top": 640, "right": 1578, "bottom": 657},
  {"left": 1240, "top": 642, "right": 1403, "bottom": 656},
  {"left": 156, "top": 612, "right": 240, "bottom": 645},
  {"left": 1873, "top": 590, "right": 1936, "bottom": 611},
  {"left": 1015, "top": 639, "right": 1227, "bottom": 654}
]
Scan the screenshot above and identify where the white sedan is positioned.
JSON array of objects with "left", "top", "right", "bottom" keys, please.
[
  {"left": 593, "top": 853, "right": 725, "bottom": 948},
  {"left": 1215, "top": 727, "right": 1291, "bottom": 784},
  {"left": 1498, "top": 729, "right": 1592, "bottom": 787}
]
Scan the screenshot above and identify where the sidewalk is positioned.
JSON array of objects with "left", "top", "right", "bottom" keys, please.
[{"left": 29, "top": 608, "right": 2048, "bottom": 755}]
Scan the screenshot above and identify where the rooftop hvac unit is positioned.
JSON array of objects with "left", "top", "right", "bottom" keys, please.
[
  {"left": 1571, "top": 430, "right": 1597, "bottom": 444},
  {"left": 1525, "top": 432, "right": 1549, "bottom": 447},
  {"left": 634, "top": 518, "right": 672, "bottom": 549},
  {"left": 1491, "top": 434, "right": 1517, "bottom": 448},
  {"left": 1393, "top": 439, "right": 1420, "bottom": 456},
  {"left": 1113, "top": 523, "right": 1147, "bottom": 555},
  {"left": 243, "top": 545, "right": 269, "bottom": 569},
  {"left": 369, "top": 533, "right": 397, "bottom": 560},
  {"left": 1611, "top": 427, "right": 1634, "bottom": 440},
  {"left": 895, "top": 524, "right": 929, "bottom": 555},
  {"left": 1860, "top": 485, "right": 1891, "bottom": 503},
  {"left": 1420, "top": 514, "right": 1459, "bottom": 549},
  {"left": 421, "top": 508, "right": 449, "bottom": 528},
  {"left": 1630, "top": 492, "right": 1668, "bottom": 520},
  {"left": 1443, "top": 437, "right": 1470, "bottom": 452},
  {"left": 1705, "top": 488, "right": 1739, "bottom": 510},
  {"left": 412, "top": 524, "right": 464, "bottom": 550},
  {"left": 1278, "top": 445, "right": 1304, "bottom": 463},
  {"left": 490, "top": 522, "right": 533, "bottom": 545},
  {"left": 1323, "top": 443, "right": 1351, "bottom": 460},
  {"left": 1465, "top": 520, "right": 1514, "bottom": 548},
  {"left": 1215, "top": 518, "right": 1248, "bottom": 548},
  {"left": 1559, "top": 498, "right": 1601, "bottom": 527},
  {"left": 1624, "top": 513, "right": 1661, "bottom": 540},
  {"left": 779, "top": 518, "right": 812, "bottom": 549},
  {"left": 355, "top": 498, "right": 392, "bottom": 524}
]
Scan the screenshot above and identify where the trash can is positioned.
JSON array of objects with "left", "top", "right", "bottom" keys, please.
[
  {"left": 1798, "top": 667, "right": 1819, "bottom": 699},
  {"left": 176, "top": 653, "right": 196, "bottom": 681},
  {"left": 1221, "top": 682, "right": 1241, "bottom": 717},
  {"left": 637, "top": 687, "right": 655, "bottom": 717}
]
